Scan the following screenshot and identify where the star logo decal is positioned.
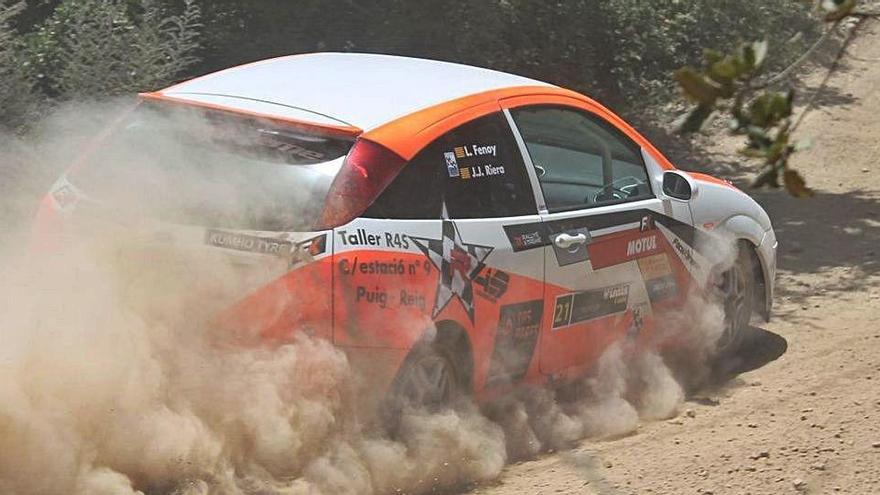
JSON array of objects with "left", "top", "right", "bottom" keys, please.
[{"left": 410, "top": 219, "right": 493, "bottom": 323}]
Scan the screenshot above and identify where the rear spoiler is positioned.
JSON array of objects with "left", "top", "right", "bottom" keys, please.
[{"left": 138, "top": 92, "right": 363, "bottom": 139}]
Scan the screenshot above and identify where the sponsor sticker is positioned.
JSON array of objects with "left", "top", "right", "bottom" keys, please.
[
  {"left": 637, "top": 253, "right": 672, "bottom": 279},
  {"left": 656, "top": 222, "right": 711, "bottom": 285},
  {"left": 336, "top": 228, "right": 410, "bottom": 249},
  {"left": 503, "top": 223, "right": 547, "bottom": 252},
  {"left": 552, "top": 283, "right": 630, "bottom": 330},
  {"left": 205, "top": 230, "right": 292, "bottom": 256},
  {"left": 410, "top": 219, "right": 493, "bottom": 323},
  {"left": 638, "top": 253, "right": 679, "bottom": 303},
  {"left": 444, "top": 151, "right": 460, "bottom": 177},
  {"left": 338, "top": 256, "right": 429, "bottom": 277},
  {"left": 588, "top": 231, "right": 663, "bottom": 270},
  {"left": 645, "top": 275, "right": 679, "bottom": 303},
  {"left": 445, "top": 144, "right": 504, "bottom": 180},
  {"left": 474, "top": 267, "right": 510, "bottom": 303},
  {"left": 452, "top": 144, "right": 498, "bottom": 158},
  {"left": 487, "top": 299, "right": 543, "bottom": 386},
  {"left": 354, "top": 286, "right": 427, "bottom": 311}
]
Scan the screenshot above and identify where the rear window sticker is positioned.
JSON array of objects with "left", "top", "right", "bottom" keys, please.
[
  {"left": 454, "top": 144, "right": 497, "bottom": 158},
  {"left": 445, "top": 152, "right": 460, "bottom": 177},
  {"left": 446, "top": 143, "right": 504, "bottom": 180}
]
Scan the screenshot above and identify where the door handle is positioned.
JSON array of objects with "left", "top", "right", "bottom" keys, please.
[{"left": 554, "top": 233, "right": 588, "bottom": 249}]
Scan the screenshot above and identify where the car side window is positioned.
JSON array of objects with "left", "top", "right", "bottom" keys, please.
[
  {"left": 510, "top": 106, "right": 653, "bottom": 213},
  {"left": 363, "top": 112, "right": 536, "bottom": 219}
]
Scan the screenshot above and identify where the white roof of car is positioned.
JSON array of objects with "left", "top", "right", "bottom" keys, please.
[{"left": 159, "top": 52, "right": 554, "bottom": 131}]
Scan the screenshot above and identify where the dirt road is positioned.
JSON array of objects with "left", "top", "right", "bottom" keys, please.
[{"left": 470, "top": 20, "right": 880, "bottom": 495}]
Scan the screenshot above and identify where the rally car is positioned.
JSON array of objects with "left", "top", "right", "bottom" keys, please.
[{"left": 34, "top": 53, "right": 777, "bottom": 409}]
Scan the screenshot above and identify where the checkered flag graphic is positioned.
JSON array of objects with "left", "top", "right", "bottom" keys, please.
[{"left": 412, "top": 218, "right": 493, "bottom": 323}]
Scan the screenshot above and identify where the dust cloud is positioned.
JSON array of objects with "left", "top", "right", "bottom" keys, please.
[{"left": 0, "top": 101, "right": 732, "bottom": 494}]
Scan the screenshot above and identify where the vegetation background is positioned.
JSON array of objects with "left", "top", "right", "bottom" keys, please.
[{"left": 0, "top": 0, "right": 821, "bottom": 133}]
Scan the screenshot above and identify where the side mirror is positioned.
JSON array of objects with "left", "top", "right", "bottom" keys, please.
[{"left": 662, "top": 171, "right": 694, "bottom": 201}]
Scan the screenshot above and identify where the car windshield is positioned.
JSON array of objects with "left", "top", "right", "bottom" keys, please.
[{"left": 68, "top": 101, "right": 356, "bottom": 231}]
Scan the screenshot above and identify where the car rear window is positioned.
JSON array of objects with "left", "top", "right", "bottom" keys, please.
[{"left": 68, "top": 100, "right": 356, "bottom": 231}]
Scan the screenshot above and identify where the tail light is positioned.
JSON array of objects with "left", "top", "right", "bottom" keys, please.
[{"left": 317, "top": 138, "right": 407, "bottom": 229}]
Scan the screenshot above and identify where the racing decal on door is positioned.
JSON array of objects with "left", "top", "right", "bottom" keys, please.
[
  {"left": 410, "top": 219, "right": 493, "bottom": 323},
  {"left": 473, "top": 268, "right": 510, "bottom": 303},
  {"left": 503, "top": 223, "right": 548, "bottom": 252},
  {"left": 551, "top": 283, "right": 630, "bottom": 330},
  {"left": 587, "top": 230, "right": 663, "bottom": 270},
  {"left": 486, "top": 299, "right": 543, "bottom": 387},
  {"left": 505, "top": 209, "right": 715, "bottom": 274},
  {"left": 656, "top": 222, "right": 711, "bottom": 285},
  {"left": 638, "top": 253, "right": 679, "bottom": 303}
]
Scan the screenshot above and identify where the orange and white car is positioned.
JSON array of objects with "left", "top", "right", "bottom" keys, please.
[{"left": 36, "top": 53, "right": 777, "bottom": 408}]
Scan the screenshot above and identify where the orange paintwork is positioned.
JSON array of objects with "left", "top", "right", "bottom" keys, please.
[
  {"left": 217, "top": 258, "right": 335, "bottom": 344},
  {"left": 363, "top": 85, "right": 679, "bottom": 172},
  {"left": 362, "top": 85, "right": 556, "bottom": 160},
  {"left": 689, "top": 171, "right": 738, "bottom": 190},
  {"left": 33, "top": 70, "right": 717, "bottom": 408}
]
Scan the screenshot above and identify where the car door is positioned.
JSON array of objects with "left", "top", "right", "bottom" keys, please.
[
  {"left": 340, "top": 110, "right": 546, "bottom": 395},
  {"left": 505, "top": 102, "right": 696, "bottom": 379}
]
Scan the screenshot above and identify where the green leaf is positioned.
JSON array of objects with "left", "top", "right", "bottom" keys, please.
[
  {"left": 675, "top": 67, "right": 719, "bottom": 105},
  {"left": 703, "top": 49, "right": 724, "bottom": 66},
  {"left": 752, "top": 40, "right": 769, "bottom": 69},
  {"left": 707, "top": 57, "right": 738, "bottom": 84}
]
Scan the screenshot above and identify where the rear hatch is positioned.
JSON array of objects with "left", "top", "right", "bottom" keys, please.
[{"left": 35, "top": 99, "right": 356, "bottom": 340}]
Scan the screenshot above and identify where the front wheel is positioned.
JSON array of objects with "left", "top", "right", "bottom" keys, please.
[{"left": 712, "top": 244, "right": 755, "bottom": 356}]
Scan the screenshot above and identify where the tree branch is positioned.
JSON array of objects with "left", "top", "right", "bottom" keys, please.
[
  {"left": 751, "top": 20, "right": 841, "bottom": 90},
  {"left": 790, "top": 16, "right": 867, "bottom": 135}
]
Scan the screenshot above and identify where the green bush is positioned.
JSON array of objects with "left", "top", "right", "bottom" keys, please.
[
  {"left": 0, "top": 1, "right": 39, "bottom": 131},
  {"left": 188, "top": 0, "right": 818, "bottom": 105},
  {"left": 1, "top": 0, "right": 819, "bottom": 130},
  {"left": 599, "top": 0, "right": 819, "bottom": 100},
  {"left": 21, "top": 0, "right": 202, "bottom": 99}
]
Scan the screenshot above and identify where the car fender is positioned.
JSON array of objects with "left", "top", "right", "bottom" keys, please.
[
  {"left": 718, "top": 214, "right": 766, "bottom": 248},
  {"left": 688, "top": 177, "right": 771, "bottom": 233},
  {"left": 688, "top": 177, "right": 776, "bottom": 321}
]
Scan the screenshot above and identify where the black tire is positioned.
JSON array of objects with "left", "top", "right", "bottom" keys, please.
[
  {"left": 389, "top": 338, "right": 463, "bottom": 413},
  {"left": 713, "top": 243, "right": 755, "bottom": 357}
]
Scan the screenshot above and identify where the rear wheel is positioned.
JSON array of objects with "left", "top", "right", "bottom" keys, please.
[
  {"left": 396, "top": 346, "right": 458, "bottom": 409},
  {"left": 388, "top": 337, "right": 467, "bottom": 417},
  {"left": 713, "top": 244, "right": 755, "bottom": 356}
]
